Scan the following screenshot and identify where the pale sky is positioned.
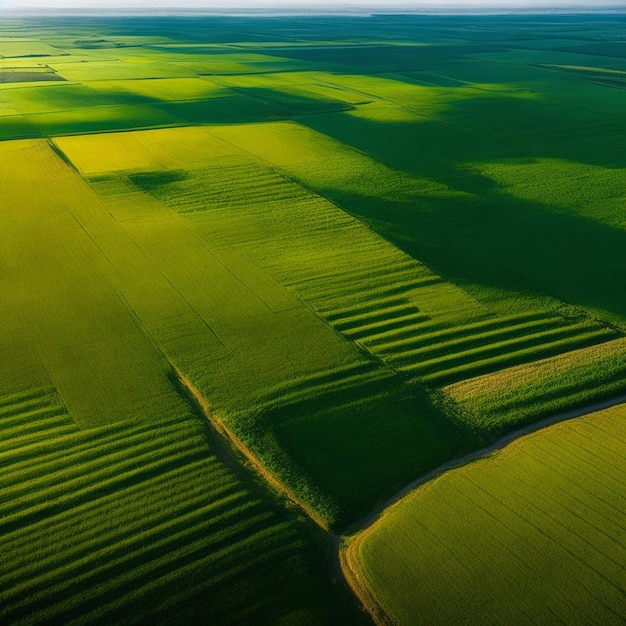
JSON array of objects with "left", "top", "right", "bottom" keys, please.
[{"left": 3, "top": 0, "right": 626, "bottom": 8}]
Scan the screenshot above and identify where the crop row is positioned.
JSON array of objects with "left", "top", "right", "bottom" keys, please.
[
  {"left": 365, "top": 310, "right": 563, "bottom": 351},
  {"left": 257, "top": 362, "right": 397, "bottom": 414},
  {"left": 144, "top": 163, "right": 308, "bottom": 214},
  {"left": 0, "top": 416, "right": 191, "bottom": 472},
  {"left": 0, "top": 389, "right": 79, "bottom": 454},
  {"left": 3, "top": 460, "right": 235, "bottom": 578},
  {"left": 4, "top": 497, "right": 273, "bottom": 620},
  {"left": 0, "top": 387, "right": 65, "bottom": 419},
  {"left": 0, "top": 393, "right": 323, "bottom": 625},
  {"left": 400, "top": 324, "right": 616, "bottom": 383},
  {"left": 319, "top": 271, "right": 618, "bottom": 388},
  {"left": 0, "top": 418, "right": 203, "bottom": 494}
]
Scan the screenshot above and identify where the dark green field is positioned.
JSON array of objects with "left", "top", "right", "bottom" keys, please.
[{"left": 1, "top": 11, "right": 625, "bottom": 625}]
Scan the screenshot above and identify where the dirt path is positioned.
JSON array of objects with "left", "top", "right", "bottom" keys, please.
[
  {"left": 172, "top": 362, "right": 625, "bottom": 625},
  {"left": 343, "top": 392, "right": 626, "bottom": 536},
  {"left": 171, "top": 366, "right": 331, "bottom": 530}
]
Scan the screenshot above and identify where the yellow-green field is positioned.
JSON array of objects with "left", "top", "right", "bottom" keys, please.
[
  {"left": 2, "top": 12, "right": 625, "bottom": 625},
  {"left": 345, "top": 404, "right": 626, "bottom": 625}
]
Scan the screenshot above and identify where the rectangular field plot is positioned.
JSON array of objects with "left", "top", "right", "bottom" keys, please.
[
  {"left": 28, "top": 104, "right": 181, "bottom": 136},
  {"left": 85, "top": 77, "right": 231, "bottom": 101},
  {"left": 50, "top": 59, "right": 194, "bottom": 81},
  {"left": 346, "top": 404, "right": 626, "bottom": 626},
  {"left": 4, "top": 83, "right": 128, "bottom": 114},
  {"left": 167, "top": 52, "right": 310, "bottom": 76},
  {"left": 0, "top": 68, "right": 65, "bottom": 84},
  {"left": 0, "top": 113, "right": 40, "bottom": 138},
  {"left": 207, "top": 120, "right": 356, "bottom": 166},
  {"left": 54, "top": 126, "right": 242, "bottom": 174},
  {"left": 0, "top": 40, "right": 66, "bottom": 58},
  {"left": 0, "top": 140, "right": 189, "bottom": 428},
  {"left": 0, "top": 394, "right": 349, "bottom": 625},
  {"left": 213, "top": 74, "right": 354, "bottom": 115}
]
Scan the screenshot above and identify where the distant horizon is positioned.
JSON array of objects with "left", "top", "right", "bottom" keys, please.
[
  {"left": 3, "top": 6, "right": 626, "bottom": 17},
  {"left": 3, "top": 0, "right": 626, "bottom": 15}
]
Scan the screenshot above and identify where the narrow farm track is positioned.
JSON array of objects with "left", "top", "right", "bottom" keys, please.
[
  {"left": 174, "top": 358, "right": 626, "bottom": 626},
  {"left": 170, "top": 368, "right": 377, "bottom": 625},
  {"left": 342, "top": 393, "right": 626, "bottom": 536},
  {"left": 171, "top": 367, "right": 332, "bottom": 531}
]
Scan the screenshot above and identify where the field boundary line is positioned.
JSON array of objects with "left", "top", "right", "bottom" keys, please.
[
  {"left": 171, "top": 366, "right": 330, "bottom": 532},
  {"left": 172, "top": 367, "right": 379, "bottom": 623},
  {"left": 339, "top": 541, "right": 393, "bottom": 626},
  {"left": 341, "top": 395, "right": 626, "bottom": 626},
  {"left": 344, "top": 392, "right": 626, "bottom": 536}
]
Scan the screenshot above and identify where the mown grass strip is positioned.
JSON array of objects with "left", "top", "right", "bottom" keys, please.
[
  {"left": 0, "top": 446, "right": 207, "bottom": 534},
  {"left": 376, "top": 315, "right": 567, "bottom": 356},
  {"left": 0, "top": 395, "right": 61, "bottom": 420},
  {"left": 333, "top": 305, "right": 422, "bottom": 331},
  {"left": 345, "top": 315, "right": 441, "bottom": 342},
  {"left": 0, "top": 406, "right": 71, "bottom": 434},
  {"left": 0, "top": 387, "right": 56, "bottom": 410},
  {"left": 406, "top": 327, "right": 616, "bottom": 384},
  {"left": 1, "top": 424, "right": 200, "bottom": 503},
  {"left": 0, "top": 424, "right": 79, "bottom": 456},
  {"left": 26, "top": 524, "right": 304, "bottom": 626},
  {"left": 3, "top": 505, "right": 276, "bottom": 624},
  {"left": 2, "top": 458, "right": 224, "bottom": 553},
  {"left": 322, "top": 296, "right": 414, "bottom": 321},
  {"left": 0, "top": 421, "right": 200, "bottom": 490},
  {"left": 2, "top": 483, "right": 249, "bottom": 590}
]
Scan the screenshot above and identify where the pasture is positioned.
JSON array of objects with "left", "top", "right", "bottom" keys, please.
[{"left": 1, "top": 11, "right": 625, "bottom": 624}]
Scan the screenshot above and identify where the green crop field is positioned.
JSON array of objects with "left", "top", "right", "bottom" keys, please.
[
  {"left": 1, "top": 10, "right": 625, "bottom": 625},
  {"left": 0, "top": 388, "right": 354, "bottom": 625},
  {"left": 345, "top": 404, "right": 626, "bottom": 625}
]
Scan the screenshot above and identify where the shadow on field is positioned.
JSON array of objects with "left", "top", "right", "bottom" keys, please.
[
  {"left": 299, "top": 104, "right": 626, "bottom": 326},
  {"left": 251, "top": 373, "right": 483, "bottom": 530},
  {"left": 225, "top": 86, "right": 352, "bottom": 116}
]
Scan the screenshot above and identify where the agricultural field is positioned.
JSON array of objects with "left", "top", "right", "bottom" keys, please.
[
  {"left": 1, "top": 10, "right": 625, "bottom": 625},
  {"left": 0, "top": 388, "right": 355, "bottom": 625},
  {"left": 345, "top": 404, "right": 626, "bottom": 625}
]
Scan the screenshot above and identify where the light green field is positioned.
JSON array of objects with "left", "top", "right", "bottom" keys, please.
[
  {"left": 0, "top": 140, "right": 186, "bottom": 427},
  {"left": 0, "top": 39, "right": 65, "bottom": 57},
  {"left": 346, "top": 404, "right": 626, "bottom": 625}
]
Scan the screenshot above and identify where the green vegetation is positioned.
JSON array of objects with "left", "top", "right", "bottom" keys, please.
[
  {"left": 345, "top": 404, "right": 626, "bottom": 625},
  {"left": 54, "top": 125, "right": 482, "bottom": 527},
  {"left": 445, "top": 338, "right": 626, "bottom": 433},
  {"left": 2, "top": 12, "right": 625, "bottom": 624},
  {"left": 0, "top": 388, "right": 355, "bottom": 625},
  {"left": 0, "top": 66, "right": 64, "bottom": 83}
]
